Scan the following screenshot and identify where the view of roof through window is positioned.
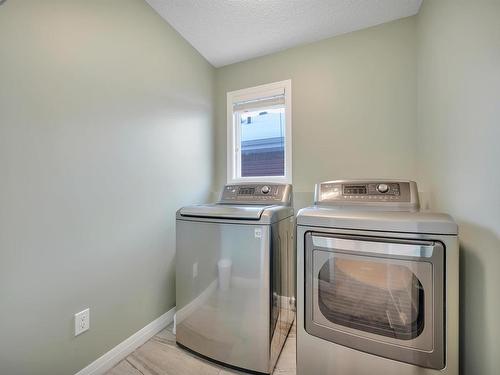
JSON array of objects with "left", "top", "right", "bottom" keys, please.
[{"left": 240, "top": 107, "right": 285, "bottom": 177}]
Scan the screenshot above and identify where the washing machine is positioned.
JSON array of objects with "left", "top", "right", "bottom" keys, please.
[
  {"left": 296, "top": 180, "right": 459, "bottom": 375},
  {"left": 176, "top": 183, "right": 295, "bottom": 374}
]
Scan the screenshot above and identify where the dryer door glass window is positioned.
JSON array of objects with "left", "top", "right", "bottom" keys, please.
[
  {"left": 316, "top": 254, "right": 425, "bottom": 340},
  {"left": 305, "top": 233, "right": 445, "bottom": 369}
]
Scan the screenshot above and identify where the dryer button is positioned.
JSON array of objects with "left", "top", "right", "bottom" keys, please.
[{"left": 377, "top": 183, "right": 389, "bottom": 193}]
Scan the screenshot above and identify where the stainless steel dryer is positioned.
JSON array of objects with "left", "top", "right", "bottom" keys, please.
[
  {"left": 296, "top": 180, "right": 459, "bottom": 375},
  {"left": 176, "top": 183, "right": 295, "bottom": 374}
]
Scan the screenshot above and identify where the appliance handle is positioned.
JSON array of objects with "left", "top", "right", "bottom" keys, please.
[{"left": 311, "top": 235, "right": 435, "bottom": 258}]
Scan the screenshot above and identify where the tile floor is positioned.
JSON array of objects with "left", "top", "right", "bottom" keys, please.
[{"left": 107, "top": 322, "right": 296, "bottom": 375}]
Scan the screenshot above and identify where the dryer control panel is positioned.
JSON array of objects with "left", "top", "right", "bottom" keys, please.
[
  {"left": 314, "top": 180, "right": 419, "bottom": 211},
  {"left": 219, "top": 184, "right": 292, "bottom": 205}
]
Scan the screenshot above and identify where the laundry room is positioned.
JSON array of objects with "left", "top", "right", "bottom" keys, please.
[{"left": 0, "top": 1, "right": 498, "bottom": 375}]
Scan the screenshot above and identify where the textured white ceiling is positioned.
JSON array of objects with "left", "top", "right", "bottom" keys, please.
[{"left": 146, "top": 0, "right": 422, "bottom": 67}]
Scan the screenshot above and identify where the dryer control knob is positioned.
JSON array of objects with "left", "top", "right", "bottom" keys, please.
[
  {"left": 377, "top": 183, "right": 390, "bottom": 193},
  {"left": 261, "top": 185, "right": 271, "bottom": 194}
]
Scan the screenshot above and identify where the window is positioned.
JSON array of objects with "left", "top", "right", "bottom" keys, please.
[{"left": 227, "top": 80, "right": 292, "bottom": 183}]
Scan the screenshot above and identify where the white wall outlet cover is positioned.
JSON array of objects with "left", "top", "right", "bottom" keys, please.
[{"left": 75, "top": 308, "right": 90, "bottom": 336}]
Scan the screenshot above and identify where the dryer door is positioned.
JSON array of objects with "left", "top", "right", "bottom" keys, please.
[{"left": 304, "top": 233, "right": 444, "bottom": 370}]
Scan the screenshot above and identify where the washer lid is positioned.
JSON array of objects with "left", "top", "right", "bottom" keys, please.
[
  {"left": 297, "top": 207, "right": 458, "bottom": 235},
  {"left": 179, "top": 204, "right": 268, "bottom": 220}
]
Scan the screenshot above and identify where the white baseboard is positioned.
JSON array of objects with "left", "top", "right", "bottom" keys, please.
[{"left": 75, "top": 307, "right": 176, "bottom": 375}]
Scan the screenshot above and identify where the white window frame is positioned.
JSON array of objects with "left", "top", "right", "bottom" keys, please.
[{"left": 227, "top": 79, "right": 292, "bottom": 184}]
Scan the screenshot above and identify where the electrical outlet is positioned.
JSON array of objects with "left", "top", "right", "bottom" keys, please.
[{"left": 74, "top": 308, "right": 90, "bottom": 336}]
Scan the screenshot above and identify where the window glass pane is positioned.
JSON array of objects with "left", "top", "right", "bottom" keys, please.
[
  {"left": 317, "top": 255, "right": 425, "bottom": 340},
  {"left": 239, "top": 107, "right": 285, "bottom": 177}
]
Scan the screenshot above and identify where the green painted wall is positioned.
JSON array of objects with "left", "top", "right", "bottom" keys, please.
[
  {"left": 2, "top": 1, "right": 499, "bottom": 374},
  {"left": 214, "top": 17, "right": 418, "bottom": 208},
  {"left": 0, "top": 1, "right": 214, "bottom": 374},
  {"left": 417, "top": 1, "right": 500, "bottom": 374}
]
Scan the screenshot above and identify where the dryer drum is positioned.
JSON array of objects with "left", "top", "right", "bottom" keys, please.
[{"left": 317, "top": 259, "right": 425, "bottom": 340}]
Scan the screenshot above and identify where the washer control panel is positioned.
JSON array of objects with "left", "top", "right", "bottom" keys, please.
[
  {"left": 314, "top": 180, "right": 419, "bottom": 210},
  {"left": 219, "top": 184, "right": 292, "bottom": 205},
  {"left": 342, "top": 183, "right": 401, "bottom": 197}
]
